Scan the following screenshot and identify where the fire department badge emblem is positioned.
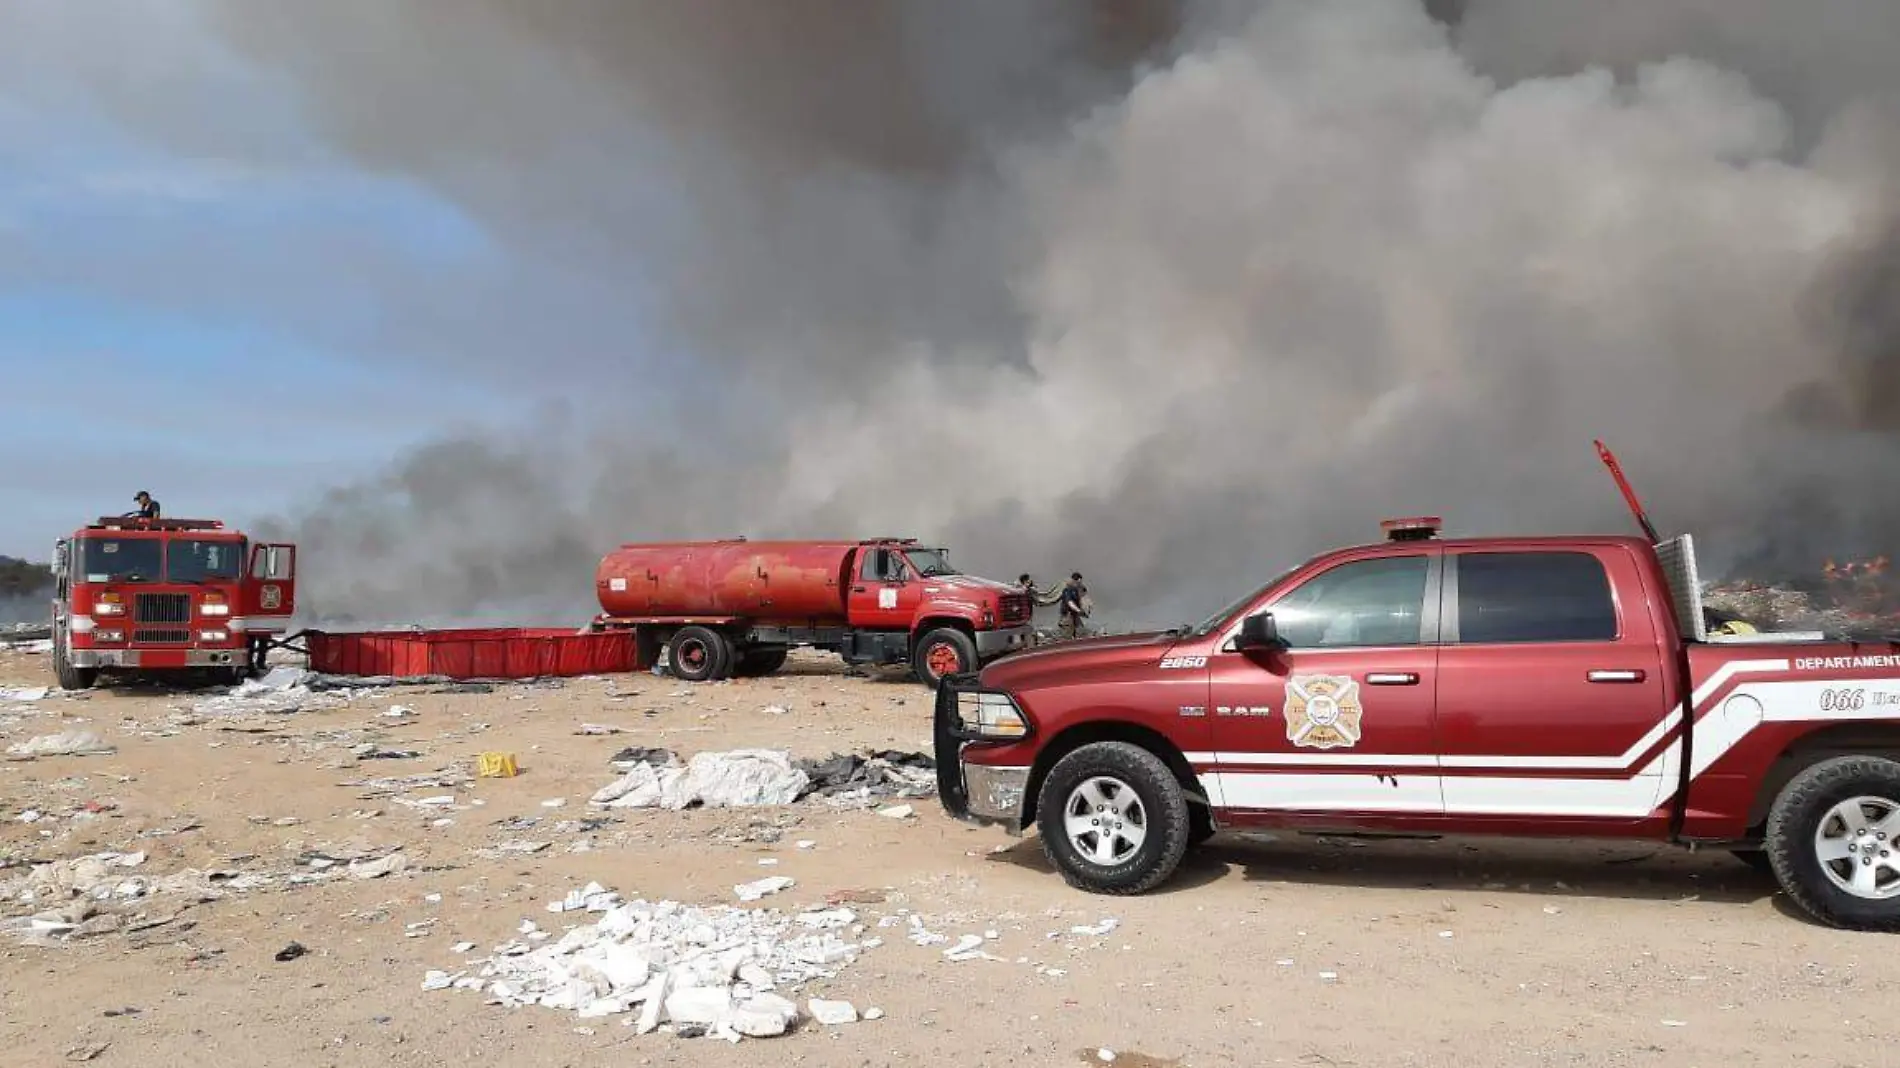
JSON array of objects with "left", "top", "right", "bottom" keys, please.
[{"left": 1284, "top": 674, "right": 1362, "bottom": 750}]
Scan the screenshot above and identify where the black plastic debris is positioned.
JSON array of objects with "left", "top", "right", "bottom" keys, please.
[
  {"left": 274, "top": 942, "right": 307, "bottom": 962},
  {"left": 795, "top": 749, "right": 935, "bottom": 799},
  {"left": 608, "top": 746, "right": 680, "bottom": 768}
]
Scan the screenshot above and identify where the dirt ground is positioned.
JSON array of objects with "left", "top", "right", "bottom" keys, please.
[{"left": 2, "top": 646, "right": 1893, "bottom": 1068}]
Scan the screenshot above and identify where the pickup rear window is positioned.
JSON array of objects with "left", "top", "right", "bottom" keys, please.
[{"left": 1455, "top": 551, "right": 1616, "bottom": 643}]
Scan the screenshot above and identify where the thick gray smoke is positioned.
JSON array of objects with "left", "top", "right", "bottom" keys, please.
[{"left": 84, "top": 1, "right": 1900, "bottom": 625}]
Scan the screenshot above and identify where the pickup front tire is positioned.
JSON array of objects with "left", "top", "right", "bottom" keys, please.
[
  {"left": 1765, "top": 755, "right": 1900, "bottom": 931},
  {"left": 1035, "top": 741, "right": 1191, "bottom": 896}
]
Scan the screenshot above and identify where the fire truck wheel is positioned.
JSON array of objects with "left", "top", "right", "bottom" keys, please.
[
  {"left": 1035, "top": 741, "right": 1191, "bottom": 895},
  {"left": 911, "top": 627, "right": 976, "bottom": 687},
  {"left": 1765, "top": 755, "right": 1900, "bottom": 931},
  {"left": 666, "top": 626, "right": 731, "bottom": 683},
  {"left": 734, "top": 647, "right": 789, "bottom": 677},
  {"left": 53, "top": 643, "right": 96, "bottom": 691}
]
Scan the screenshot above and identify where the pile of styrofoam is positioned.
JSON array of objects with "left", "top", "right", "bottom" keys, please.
[
  {"left": 423, "top": 883, "right": 874, "bottom": 1041},
  {"left": 590, "top": 749, "right": 809, "bottom": 811}
]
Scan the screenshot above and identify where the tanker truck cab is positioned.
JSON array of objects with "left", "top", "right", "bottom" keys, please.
[{"left": 935, "top": 513, "right": 1900, "bottom": 932}]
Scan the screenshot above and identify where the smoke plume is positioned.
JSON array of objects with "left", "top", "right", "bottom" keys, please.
[{"left": 85, "top": 1, "right": 1900, "bottom": 625}]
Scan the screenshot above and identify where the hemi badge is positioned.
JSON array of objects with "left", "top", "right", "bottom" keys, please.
[{"left": 1179, "top": 705, "right": 1206, "bottom": 717}]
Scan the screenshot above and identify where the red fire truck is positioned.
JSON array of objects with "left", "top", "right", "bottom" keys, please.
[{"left": 49, "top": 516, "right": 298, "bottom": 690}]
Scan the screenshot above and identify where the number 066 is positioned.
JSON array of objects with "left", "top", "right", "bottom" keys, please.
[{"left": 1820, "top": 688, "right": 1866, "bottom": 711}]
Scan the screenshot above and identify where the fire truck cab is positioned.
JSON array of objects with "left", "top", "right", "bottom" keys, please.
[{"left": 49, "top": 516, "right": 297, "bottom": 690}]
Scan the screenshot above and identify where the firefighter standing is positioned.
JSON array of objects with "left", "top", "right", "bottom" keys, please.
[
  {"left": 1058, "top": 571, "right": 1090, "bottom": 640},
  {"left": 128, "top": 491, "right": 162, "bottom": 520}
]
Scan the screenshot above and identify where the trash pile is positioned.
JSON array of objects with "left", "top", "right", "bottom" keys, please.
[
  {"left": 422, "top": 882, "right": 876, "bottom": 1041},
  {"left": 1703, "top": 581, "right": 1900, "bottom": 637},
  {"left": 589, "top": 748, "right": 936, "bottom": 812},
  {"left": 189, "top": 666, "right": 385, "bottom": 717},
  {"left": 797, "top": 750, "right": 935, "bottom": 805},
  {"left": 0, "top": 622, "right": 52, "bottom": 649},
  {"left": 592, "top": 750, "right": 809, "bottom": 810}
]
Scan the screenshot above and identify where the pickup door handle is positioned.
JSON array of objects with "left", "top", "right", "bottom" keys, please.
[
  {"left": 1587, "top": 669, "right": 1646, "bottom": 683},
  {"left": 850, "top": 586, "right": 867, "bottom": 593},
  {"left": 1365, "top": 672, "right": 1419, "bottom": 685}
]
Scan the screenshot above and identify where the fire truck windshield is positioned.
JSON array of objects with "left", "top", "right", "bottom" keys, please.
[
  {"left": 78, "top": 538, "right": 163, "bottom": 583},
  {"left": 168, "top": 540, "right": 244, "bottom": 583}
]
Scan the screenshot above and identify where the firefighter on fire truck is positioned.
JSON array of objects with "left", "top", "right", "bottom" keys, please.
[{"left": 126, "top": 491, "right": 161, "bottom": 520}]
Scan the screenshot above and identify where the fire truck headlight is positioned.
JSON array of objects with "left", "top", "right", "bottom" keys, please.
[
  {"left": 199, "top": 629, "right": 229, "bottom": 643},
  {"left": 200, "top": 603, "right": 229, "bottom": 617},
  {"left": 95, "top": 602, "right": 125, "bottom": 616},
  {"left": 94, "top": 629, "right": 125, "bottom": 643}
]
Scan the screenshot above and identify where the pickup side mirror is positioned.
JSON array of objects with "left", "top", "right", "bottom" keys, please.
[{"left": 1235, "top": 612, "right": 1286, "bottom": 651}]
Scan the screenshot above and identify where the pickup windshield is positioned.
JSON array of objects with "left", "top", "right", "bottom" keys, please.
[
  {"left": 168, "top": 540, "right": 245, "bottom": 583},
  {"left": 904, "top": 548, "right": 961, "bottom": 578},
  {"left": 78, "top": 538, "right": 163, "bottom": 583},
  {"left": 1183, "top": 563, "right": 1303, "bottom": 637}
]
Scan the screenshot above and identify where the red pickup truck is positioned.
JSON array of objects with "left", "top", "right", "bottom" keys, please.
[{"left": 935, "top": 518, "right": 1900, "bottom": 931}]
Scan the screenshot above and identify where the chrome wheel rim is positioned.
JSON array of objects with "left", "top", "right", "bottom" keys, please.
[
  {"left": 1814, "top": 795, "right": 1900, "bottom": 900},
  {"left": 1063, "top": 775, "right": 1147, "bottom": 866}
]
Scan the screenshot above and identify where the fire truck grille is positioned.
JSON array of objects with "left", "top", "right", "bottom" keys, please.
[
  {"left": 133, "top": 628, "right": 191, "bottom": 645},
  {"left": 999, "top": 593, "right": 1032, "bottom": 626},
  {"left": 135, "top": 592, "right": 191, "bottom": 624}
]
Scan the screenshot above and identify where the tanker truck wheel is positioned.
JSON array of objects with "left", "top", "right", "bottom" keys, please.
[
  {"left": 667, "top": 626, "right": 732, "bottom": 683},
  {"left": 911, "top": 627, "right": 977, "bottom": 688},
  {"left": 734, "top": 647, "right": 789, "bottom": 678}
]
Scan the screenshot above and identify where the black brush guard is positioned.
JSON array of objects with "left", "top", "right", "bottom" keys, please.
[{"left": 933, "top": 671, "right": 987, "bottom": 822}]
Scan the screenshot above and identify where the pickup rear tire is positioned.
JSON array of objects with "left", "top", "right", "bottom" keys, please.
[
  {"left": 1035, "top": 741, "right": 1191, "bottom": 895},
  {"left": 1764, "top": 755, "right": 1900, "bottom": 931},
  {"left": 911, "top": 627, "right": 976, "bottom": 688},
  {"left": 666, "top": 626, "right": 731, "bottom": 683}
]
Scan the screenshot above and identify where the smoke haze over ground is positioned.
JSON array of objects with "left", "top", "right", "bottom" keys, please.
[{"left": 47, "top": 0, "right": 1900, "bottom": 628}]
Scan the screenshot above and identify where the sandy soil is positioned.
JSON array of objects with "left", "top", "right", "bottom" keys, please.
[{"left": 1, "top": 645, "right": 1894, "bottom": 1068}]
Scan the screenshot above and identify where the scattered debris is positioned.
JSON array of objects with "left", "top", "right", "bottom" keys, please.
[
  {"left": 735, "top": 876, "right": 795, "bottom": 902},
  {"left": 0, "top": 685, "right": 50, "bottom": 702},
  {"left": 347, "top": 852, "right": 410, "bottom": 880},
  {"left": 876, "top": 804, "right": 915, "bottom": 820},
  {"left": 7, "top": 731, "right": 115, "bottom": 760},
  {"left": 274, "top": 942, "right": 307, "bottom": 962},
  {"left": 808, "top": 997, "right": 858, "bottom": 1025}
]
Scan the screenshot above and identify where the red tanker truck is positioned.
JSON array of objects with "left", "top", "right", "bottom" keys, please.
[{"left": 591, "top": 537, "right": 1034, "bottom": 686}]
